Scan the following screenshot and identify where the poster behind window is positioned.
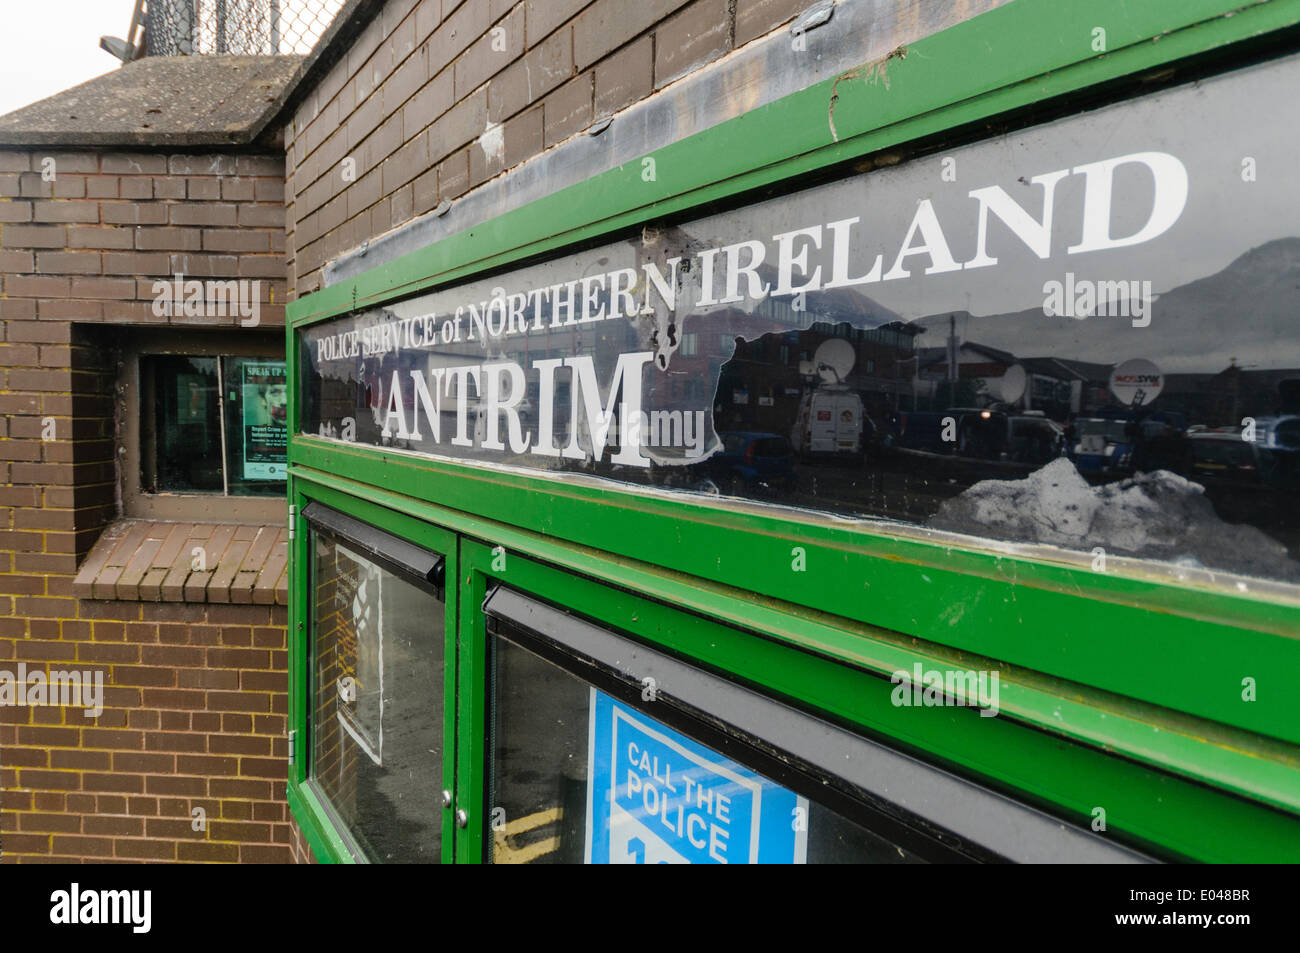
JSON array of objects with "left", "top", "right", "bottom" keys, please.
[
  {"left": 333, "top": 543, "right": 384, "bottom": 765},
  {"left": 240, "top": 361, "right": 288, "bottom": 480}
]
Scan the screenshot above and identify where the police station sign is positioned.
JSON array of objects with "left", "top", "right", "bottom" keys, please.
[
  {"left": 302, "top": 147, "right": 1190, "bottom": 473},
  {"left": 298, "top": 52, "right": 1300, "bottom": 570}
]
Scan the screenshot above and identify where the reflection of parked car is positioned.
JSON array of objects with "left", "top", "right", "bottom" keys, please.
[
  {"left": 885, "top": 409, "right": 949, "bottom": 453},
  {"left": 1187, "top": 432, "right": 1263, "bottom": 484},
  {"left": 1253, "top": 414, "right": 1300, "bottom": 451},
  {"left": 1250, "top": 415, "right": 1300, "bottom": 489},
  {"left": 951, "top": 408, "right": 1006, "bottom": 459},
  {"left": 887, "top": 407, "right": 1002, "bottom": 455},
  {"left": 687, "top": 432, "right": 796, "bottom": 496},
  {"left": 1070, "top": 416, "right": 1133, "bottom": 473},
  {"left": 1006, "top": 413, "right": 1066, "bottom": 465},
  {"left": 1070, "top": 408, "right": 1189, "bottom": 475},
  {"left": 792, "top": 388, "right": 865, "bottom": 457},
  {"left": 886, "top": 408, "right": 1062, "bottom": 463}
]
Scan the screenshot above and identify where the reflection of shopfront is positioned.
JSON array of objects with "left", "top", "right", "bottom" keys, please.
[{"left": 283, "top": 0, "right": 1300, "bottom": 864}]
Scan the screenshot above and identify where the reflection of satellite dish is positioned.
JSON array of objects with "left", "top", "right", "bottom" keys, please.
[
  {"left": 813, "top": 338, "right": 855, "bottom": 383},
  {"left": 998, "top": 364, "right": 1027, "bottom": 403},
  {"left": 1109, "top": 358, "right": 1164, "bottom": 407}
]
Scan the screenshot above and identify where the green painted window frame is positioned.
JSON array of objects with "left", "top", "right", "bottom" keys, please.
[
  {"left": 288, "top": 472, "right": 1300, "bottom": 861},
  {"left": 287, "top": 482, "right": 459, "bottom": 864},
  {"left": 285, "top": 0, "right": 1300, "bottom": 862}
]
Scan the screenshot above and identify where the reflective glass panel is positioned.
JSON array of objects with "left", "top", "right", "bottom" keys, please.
[
  {"left": 489, "top": 635, "right": 924, "bottom": 864},
  {"left": 311, "top": 531, "right": 444, "bottom": 862},
  {"left": 302, "top": 53, "right": 1300, "bottom": 584}
]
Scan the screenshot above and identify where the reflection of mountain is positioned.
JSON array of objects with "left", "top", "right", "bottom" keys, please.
[
  {"left": 678, "top": 249, "right": 906, "bottom": 331},
  {"left": 910, "top": 238, "right": 1300, "bottom": 373},
  {"left": 801, "top": 286, "right": 903, "bottom": 327}
]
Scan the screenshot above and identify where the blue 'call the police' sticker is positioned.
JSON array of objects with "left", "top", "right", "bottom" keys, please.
[{"left": 584, "top": 689, "right": 808, "bottom": 864}]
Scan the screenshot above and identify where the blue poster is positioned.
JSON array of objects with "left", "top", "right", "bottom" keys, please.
[{"left": 585, "top": 689, "right": 808, "bottom": 864}]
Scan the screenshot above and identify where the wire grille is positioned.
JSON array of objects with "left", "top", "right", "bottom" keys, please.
[{"left": 144, "top": 0, "right": 348, "bottom": 56}]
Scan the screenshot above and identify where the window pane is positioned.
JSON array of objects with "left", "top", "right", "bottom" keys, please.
[
  {"left": 489, "top": 636, "right": 923, "bottom": 864},
  {"left": 311, "top": 532, "right": 444, "bottom": 862},
  {"left": 223, "top": 357, "right": 288, "bottom": 496},
  {"left": 142, "top": 355, "right": 222, "bottom": 493},
  {"left": 300, "top": 52, "right": 1300, "bottom": 585}
]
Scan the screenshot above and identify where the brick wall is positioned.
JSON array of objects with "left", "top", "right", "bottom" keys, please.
[
  {"left": 0, "top": 148, "right": 292, "bottom": 862},
  {"left": 290, "top": 816, "right": 318, "bottom": 863},
  {"left": 286, "top": 0, "right": 815, "bottom": 296}
]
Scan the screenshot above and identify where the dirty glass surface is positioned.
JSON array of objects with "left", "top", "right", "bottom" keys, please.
[
  {"left": 142, "top": 354, "right": 288, "bottom": 496},
  {"left": 142, "top": 355, "right": 223, "bottom": 493},
  {"left": 301, "top": 53, "right": 1300, "bottom": 585},
  {"left": 488, "top": 636, "right": 924, "bottom": 864},
  {"left": 310, "top": 532, "right": 443, "bottom": 862}
]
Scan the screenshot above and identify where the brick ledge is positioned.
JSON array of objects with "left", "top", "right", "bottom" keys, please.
[{"left": 72, "top": 519, "right": 288, "bottom": 605}]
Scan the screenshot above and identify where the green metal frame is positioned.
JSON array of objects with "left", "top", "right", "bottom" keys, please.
[
  {"left": 287, "top": 480, "right": 459, "bottom": 863},
  {"left": 290, "top": 471, "right": 1300, "bottom": 861},
  {"left": 284, "top": 0, "right": 1300, "bottom": 863}
]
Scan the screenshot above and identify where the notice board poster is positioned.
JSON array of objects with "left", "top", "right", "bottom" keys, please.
[
  {"left": 333, "top": 543, "right": 384, "bottom": 766},
  {"left": 240, "top": 361, "right": 288, "bottom": 480},
  {"left": 585, "top": 690, "right": 807, "bottom": 864}
]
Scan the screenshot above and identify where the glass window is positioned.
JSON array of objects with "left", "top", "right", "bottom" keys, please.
[
  {"left": 141, "top": 354, "right": 286, "bottom": 496},
  {"left": 310, "top": 530, "right": 444, "bottom": 862},
  {"left": 142, "top": 355, "right": 222, "bottom": 493},
  {"left": 482, "top": 585, "right": 1148, "bottom": 864},
  {"left": 300, "top": 52, "right": 1300, "bottom": 586},
  {"left": 488, "top": 635, "right": 923, "bottom": 864}
]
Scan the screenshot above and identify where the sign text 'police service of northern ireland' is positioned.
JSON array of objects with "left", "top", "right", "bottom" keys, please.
[{"left": 303, "top": 146, "right": 1191, "bottom": 471}]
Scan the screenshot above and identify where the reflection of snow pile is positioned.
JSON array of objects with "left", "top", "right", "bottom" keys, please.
[{"left": 929, "top": 458, "right": 1295, "bottom": 580}]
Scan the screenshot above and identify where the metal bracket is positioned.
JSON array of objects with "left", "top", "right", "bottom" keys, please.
[
  {"left": 288, "top": 728, "right": 296, "bottom": 766},
  {"left": 288, "top": 503, "right": 296, "bottom": 541}
]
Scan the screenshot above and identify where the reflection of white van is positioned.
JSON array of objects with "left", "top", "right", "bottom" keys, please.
[{"left": 792, "top": 388, "right": 863, "bottom": 456}]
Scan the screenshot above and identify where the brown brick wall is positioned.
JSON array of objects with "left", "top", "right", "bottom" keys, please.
[
  {"left": 1, "top": 600, "right": 289, "bottom": 863},
  {"left": 0, "top": 148, "right": 291, "bottom": 862},
  {"left": 290, "top": 815, "right": 318, "bottom": 863},
  {"left": 286, "top": 0, "right": 813, "bottom": 296}
]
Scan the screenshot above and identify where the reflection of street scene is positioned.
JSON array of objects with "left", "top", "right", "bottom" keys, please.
[
  {"left": 299, "top": 103, "right": 1300, "bottom": 586},
  {"left": 655, "top": 242, "right": 1300, "bottom": 577},
  {"left": 300, "top": 53, "right": 1300, "bottom": 590},
  {"left": 303, "top": 237, "right": 1300, "bottom": 582}
]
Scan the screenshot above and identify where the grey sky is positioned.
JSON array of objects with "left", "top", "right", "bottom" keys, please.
[{"left": 0, "top": 1, "right": 137, "bottom": 118}]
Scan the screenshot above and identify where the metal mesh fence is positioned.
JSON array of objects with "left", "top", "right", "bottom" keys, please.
[{"left": 145, "top": 0, "right": 348, "bottom": 56}]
